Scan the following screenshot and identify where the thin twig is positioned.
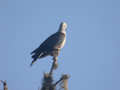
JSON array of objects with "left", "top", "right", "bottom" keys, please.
[
  {"left": 54, "top": 74, "right": 69, "bottom": 87},
  {"left": 0, "top": 80, "right": 8, "bottom": 90},
  {"left": 49, "top": 57, "right": 58, "bottom": 76}
]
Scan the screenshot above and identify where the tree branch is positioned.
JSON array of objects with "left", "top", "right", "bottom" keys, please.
[{"left": 0, "top": 80, "right": 8, "bottom": 90}]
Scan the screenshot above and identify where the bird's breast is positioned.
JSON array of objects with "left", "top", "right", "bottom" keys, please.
[
  {"left": 55, "top": 36, "right": 66, "bottom": 49},
  {"left": 60, "top": 37, "right": 66, "bottom": 48}
]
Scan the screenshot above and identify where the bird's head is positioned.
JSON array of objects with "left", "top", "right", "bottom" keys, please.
[{"left": 58, "top": 22, "right": 67, "bottom": 34}]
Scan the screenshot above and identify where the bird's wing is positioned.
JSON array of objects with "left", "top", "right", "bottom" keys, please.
[
  {"left": 31, "top": 32, "right": 65, "bottom": 54},
  {"left": 30, "top": 32, "right": 65, "bottom": 66}
]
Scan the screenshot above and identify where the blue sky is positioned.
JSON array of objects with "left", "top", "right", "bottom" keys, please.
[{"left": 0, "top": 0, "right": 120, "bottom": 90}]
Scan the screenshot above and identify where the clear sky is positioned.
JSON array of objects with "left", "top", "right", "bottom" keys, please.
[{"left": 0, "top": 0, "right": 120, "bottom": 90}]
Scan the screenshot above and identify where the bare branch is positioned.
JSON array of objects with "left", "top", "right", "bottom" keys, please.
[
  {"left": 0, "top": 80, "right": 8, "bottom": 90},
  {"left": 49, "top": 57, "right": 58, "bottom": 76},
  {"left": 55, "top": 75, "right": 69, "bottom": 90},
  {"left": 41, "top": 73, "right": 55, "bottom": 90}
]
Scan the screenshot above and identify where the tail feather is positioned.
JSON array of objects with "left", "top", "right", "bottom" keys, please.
[
  {"left": 30, "top": 54, "right": 38, "bottom": 66},
  {"left": 31, "top": 47, "right": 40, "bottom": 54},
  {"left": 31, "top": 49, "right": 38, "bottom": 54},
  {"left": 30, "top": 52, "right": 43, "bottom": 66},
  {"left": 30, "top": 58, "right": 37, "bottom": 66}
]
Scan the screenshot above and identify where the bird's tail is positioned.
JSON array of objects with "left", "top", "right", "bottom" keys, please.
[
  {"left": 30, "top": 58, "right": 37, "bottom": 66},
  {"left": 30, "top": 52, "right": 43, "bottom": 66},
  {"left": 30, "top": 54, "right": 38, "bottom": 66},
  {"left": 31, "top": 47, "right": 39, "bottom": 55}
]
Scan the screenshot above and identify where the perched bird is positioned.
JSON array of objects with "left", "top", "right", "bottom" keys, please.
[{"left": 30, "top": 22, "right": 67, "bottom": 66}]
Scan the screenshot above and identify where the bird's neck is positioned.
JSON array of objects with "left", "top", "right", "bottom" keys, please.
[
  {"left": 60, "top": 30, "right": 66, "bottom": 34},
  {"left": 58, "top": 29, "right": 66, "bottom": 35}
]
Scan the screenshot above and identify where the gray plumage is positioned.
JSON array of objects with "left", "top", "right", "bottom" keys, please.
[{"left": 30, "top": 22, "right": 67, "bottom": 66}]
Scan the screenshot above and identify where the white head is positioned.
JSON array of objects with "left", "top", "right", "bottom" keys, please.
[{"left": 58, "top": 22, "right": 67, "bottom": 34}]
